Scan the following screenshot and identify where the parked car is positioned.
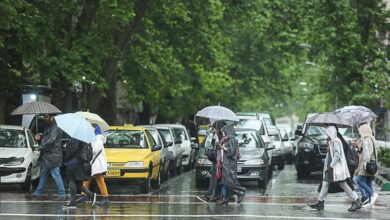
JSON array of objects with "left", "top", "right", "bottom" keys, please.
[
  {"left": 142, "top": 126, "right": 172, "bottom": 182},
  {"left": 237, "top": 112, "right": 275, "bottom": 126},
  {"left": 154, "top": 125, "right": 184, "bottom": 176},
  {"left": 235, "top": 114, "right": 273, "bottom": 146},
  {"left": 268, "top": 125, "right": 285, "bottom": 170},
  {"left": 278, "top": 127, "right": 294, "bottom": 164},
  {"left": 0, "top": 125, "right": 40, "bottom": 191},
  {"left": 195, "top": 128, "right": 274, "bottom": 193},
  {"left": 103, "top": 125, "right": 162, "bottom": 193},
  {"left": 294, "top": 120, "right": 328, "bottom": 179},
  {"left": 156, "top": 124, "right": 197, "bottom": 171},
  {"left": 197, "top": 125, "right": 210, "bottom": 144}
]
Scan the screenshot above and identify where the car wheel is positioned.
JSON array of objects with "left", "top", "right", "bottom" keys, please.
[
  {"left": 159, "top": 163, "right": 165, "bottom": 183},
  {"left": 152, "top": 172, "right": 161, "bottom": 189},
  {"left": 21, "top": 166, "right": 32, "bottom": 192},
  {"left": 176, "top": 158, "right": 182, "bottom": 175},
  {"left": 195, "top": 175, "right": 205, "bottom": 188},
  {"left": 140, "top": 171, "right": 151, "bottom": 194},
  {"left": 278, "top": 160, "right": 285, "bottom": 170},
  {"left": 267, "top": 166, "right": 273, "bottom": 179},
  {"left": 296, "top": 166, "right": 310, "bottom": 179},
  {"left": 257, "top": 178, "right": 267, "bottom": 195},
  {"left": 170, "top": 159, "right": 177, "bottom": 177}
]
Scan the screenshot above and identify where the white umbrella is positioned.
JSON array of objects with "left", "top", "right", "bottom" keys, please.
[
  {"left": 195, "top": 105, "right": 239, "bottom": 122},
  {"left": 75, "top": 111, "right": 109, "bottom": 132},
  {"left": 55, "top": 113, "right": 96, "bottom": 144}
]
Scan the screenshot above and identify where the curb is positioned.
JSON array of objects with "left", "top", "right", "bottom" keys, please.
[{"left": 374, "top": 172, "right": 390, "bottom": 191}]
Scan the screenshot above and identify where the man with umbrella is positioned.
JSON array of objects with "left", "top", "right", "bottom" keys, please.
[{"left": 30, "top": 113, "right": 66, "bottom": 200}]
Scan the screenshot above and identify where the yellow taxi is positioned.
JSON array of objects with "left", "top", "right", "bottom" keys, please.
[{"left": 104, "top": 125, "right": 161, "bottom": 193}]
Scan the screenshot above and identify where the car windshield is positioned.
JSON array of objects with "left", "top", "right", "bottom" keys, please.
[
  {"left": 304, "top": 125, "right": 326, "bottom": 136},
  {"left": 0, "top": 128, "right": 27, "bottom": 148},
  {"left": 104, "top": 130, "right": 146, "bottom": 148},
  {"left": 236, "top": 132, "right": 259, "bottom": 149},
  {"left": 235, "top": 119, "right": 263, "bottom": 131}
]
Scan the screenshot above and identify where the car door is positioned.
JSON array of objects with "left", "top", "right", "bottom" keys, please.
[
  {"left": 26, "top": 129, "right": 40, "bottom": 178},
  {"left": 145, "top": 130, "right": 160, "bottom": 177}
]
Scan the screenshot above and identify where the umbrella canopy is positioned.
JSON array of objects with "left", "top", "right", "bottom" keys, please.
[
  {"left": 11, "top": 101, "right": 62, "bottom": 115},
  {"left": 195, "top": 105, "right": 239, "bottom": 122},
  {"left": 305, "top": 112, "right": 353, "bottom": 128},
  {"left": 334, "top": 105, "right": 377, "bottom": 126},
  {"left": 75, "top": 111, "right": 109, "bottom": 132},
  {"left": 55, "top": 113, "right": 96, "bottom": 144}
]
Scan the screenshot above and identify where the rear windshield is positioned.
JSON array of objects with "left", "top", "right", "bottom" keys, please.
[
  {"left": 304, "top": 126, "right": 326, "bottom": 136},
  {"left": 0, "top": 128, "right": 27, "bottom": 148},
  {"left": 235, "top": 119, "right": 264, "bottom": 135},
  {"left": 236, "top": 132, "right": 259, "bottom": 149},
  {"left": 104, "top": 130, "right": 146, "bottom": 148}
]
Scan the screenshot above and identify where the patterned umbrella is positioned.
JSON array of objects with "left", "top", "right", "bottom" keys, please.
[
  {"left": 305, "top": 112, "right": 353, "bottom": 128},
  {"left": 195, "top": 105, "right": 239, "bottom": 122},
  {"left": 11, "top": 101, "right": 62, "bottom": 115},
  {"left": 334, "top": 105, "right": 377, "bottom": 126},
  {"left": 55, "top": 113, "right": 96, "bottom": 144}
]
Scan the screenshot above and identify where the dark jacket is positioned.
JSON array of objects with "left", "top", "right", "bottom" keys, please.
[
  {"left": 220, "top": 125, "right": 239, "bottom": 189},
  {"left": 38, "top": 120, "right": 63, "bottom": 168},
  {"left": 64, "top": 138, "right": 83, "bottom": 165}
]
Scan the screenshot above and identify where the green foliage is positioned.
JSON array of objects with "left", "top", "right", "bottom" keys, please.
[{"left": 379, "top": 148, "right": 390, "bottom": 167}]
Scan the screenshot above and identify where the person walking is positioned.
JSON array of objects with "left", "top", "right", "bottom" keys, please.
[
  {"left": 353, "top": 124, "right": 378, "bottom": 207},
  {"left": 77, "top": 124, "right": 110, "bottom": 205},
  {"left": 196, "top": 121, "right": 226, "bottom": 203},
  {"left": 63, "top": 138, "right": 96, "bottom": 208},
  {"left": 215, "top": 124, "right": 245, "bottom": 205},
  {"left": 30, "top": 113, "right": 66, "bottom": 200},
  {"left": 308, "top": 125, "right": 361, "bottom": 211}
]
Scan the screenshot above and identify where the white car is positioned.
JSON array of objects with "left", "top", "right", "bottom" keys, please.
[
  {"left": 156, "top": 124, "right": 195, "bottom": 171},
  {"left": 235, "top": 114, "right": 273, "bottom": 146},
  {"left": 154, "top": 125, "right": 184, "bottom": 176},
  {"left": 268, "top": 125, "right": 286, "bottom": 170},
  {"left": 0, "top": 125, "right": 40, "bottom": 191}
]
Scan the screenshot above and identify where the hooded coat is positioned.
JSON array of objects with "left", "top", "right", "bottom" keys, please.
[
  {"left": 323, "top": 126, "right": 350, "bottom": 182},
  {"left": 38, "top": 120, "right": 63, "bottom": 168},
  {"left": 91, "top": 134, "right": 108, "bottom": 176},
  {"left": 218, "top": 124, "right": 239, "bottom": 190},
  {"left": 354, "top": 124, "right": 377, "bottom": 176}
]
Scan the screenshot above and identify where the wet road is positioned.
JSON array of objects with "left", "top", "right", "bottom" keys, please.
[{"left": 0, "top": 165, "right": 389, "bottom": 219}]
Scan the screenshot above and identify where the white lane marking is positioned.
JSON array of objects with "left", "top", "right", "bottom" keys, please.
[{"left": 0, "top": 213, "right": 369, "bottom": 219}]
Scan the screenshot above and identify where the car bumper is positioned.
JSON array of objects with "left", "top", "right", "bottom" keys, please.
[
  {"left": 237, "top": 165, "right": 268, "bottom": 181},
  {"left": 0, "top": 167, "right": 27, "bottom": 183},
  {"left": 105, "top": 167, "right": 150, "bottom": 179}
]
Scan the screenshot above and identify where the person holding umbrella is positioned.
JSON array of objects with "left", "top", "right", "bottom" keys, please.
[{"left": 29, "top": 113, "right": 66, "bottom": 200}]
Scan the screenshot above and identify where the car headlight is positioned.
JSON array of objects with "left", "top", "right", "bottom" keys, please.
[
  {"left": 3, "top": 157, "right": 25, "bottom": 166},
  {"left": 125, "top": 161, "right": 144, "bottom": 167},
  {"left": 299, "top": 142, "right": 314, "bottom": 149},
  {"left": 197, "top": 158, "right": 212, "bottom": 165},
  {"left": 244, "top": 159, "right": 264, "bottom": 165}
]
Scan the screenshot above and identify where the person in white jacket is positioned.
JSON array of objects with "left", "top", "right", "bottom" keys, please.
[{"left": 77, "top": 124, "right": 110, "bottom": 205}]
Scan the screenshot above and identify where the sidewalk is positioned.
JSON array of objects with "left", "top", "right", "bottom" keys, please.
[{"left": 374, "top": 164, "right": 390, "bottom": 191}]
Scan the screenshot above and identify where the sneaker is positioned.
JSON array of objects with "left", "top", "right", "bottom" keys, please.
[
  {"left": 91, "top": 193, "right": 97, "bottom": 206},
  {"left": 76, "top": 195, "right": 89, "bottom": 203},
  {"left": 196, "top": 194, "right": 209, "bottom": 203},
  {"left": 370, "top": 193, "right": 378, "bottom": 205},
  {"left": 62, "top": 202, "right": 77, "bottom": 209},
  {"left": 361, "top": 197, "right": 369, "bottom": 205},
  {"left": 101, "top": 197, "right": 110, "bottom": 205}
]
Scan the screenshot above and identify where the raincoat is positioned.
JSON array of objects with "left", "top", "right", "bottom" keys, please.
[
  {"left": 38, "top": 120, "right": 63, "bottom": 168},
  {"left": 91, "top": 134, "right": 108, "bottom": 176},
  {"left": 354, "top": 124, "right": 377, "bottom": 176},
  {"left": 323, "top": 126, "right": 350, "bottom": 182}
]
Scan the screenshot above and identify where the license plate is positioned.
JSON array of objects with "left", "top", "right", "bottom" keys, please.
[
  {"left": 237, "top": 166, "right": 242, "bottom": 173},
  {"left": 107, "top": 170, "right": 121, "bottom": 176}
]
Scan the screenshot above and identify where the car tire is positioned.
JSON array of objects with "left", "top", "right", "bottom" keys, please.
[
  {"left": 21, "top": 166, "right": 32, "bottom": 192},
  {"left": 170, "top": 159, "right": 177, "bottom": 177},
  {"left": 267, "top": 165, "right": 274, "bottom": 179},
  {"left": 140, "top": 171, "right": 151, "bottom": 194},
  {"left": 258, "top": 177, "right": 268, "bottom": 195},
  {"left": 177, "top": 158, "right": 182, "bottom": 175},
  {"left": 195, "top": 176, "right": 206, "bottom": 188},
  {"left": 277, "top": 160, "right": 285, "bottom": 170},
  {"left": 152, "top": 172, "right": 161, "bottom": 189}
]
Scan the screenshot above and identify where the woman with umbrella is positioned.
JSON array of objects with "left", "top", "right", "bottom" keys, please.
[{"left": 308, "top": 125, "right": 361, "bottom": 211}]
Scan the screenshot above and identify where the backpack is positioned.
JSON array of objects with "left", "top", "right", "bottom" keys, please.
[{"left": 79, "top": 143, "right": 93, "bottom": 162}]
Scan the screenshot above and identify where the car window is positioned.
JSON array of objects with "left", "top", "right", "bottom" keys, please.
[
  {"left": 236, "top": 132, "right": 259, "bottom": 149},
  {"left": 145, "top": 130, "right": 157, "bottom": 148},
  {"left": 104, "top": 130, "right": 146, "bottom": 148},
  {"left": 26, "top": 129, "right": 36, "bottom": 148},
  {"left": 158, "top": 129, "right": 173, "bottom": 143},
  {"left": 172, "top": 128, "right": 187, "bottom": 142},
  {"left": 0, "top": 128, "right": 27, "bottom": 148},
  {"left": 148, "top": 129, "right": 162, "bottom": 146}
]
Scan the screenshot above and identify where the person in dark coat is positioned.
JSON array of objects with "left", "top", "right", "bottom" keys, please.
[
  {"left": 196, "top": 120, "right": 226, "bottom": 203},
  {"left": 63, "top": 138, "right": 96, "bottom": 208},
  {"left": 30, "top": 113, "right": 66, "bottom": 200},
  {"left": 215, "top": 124, "right": 245, "bottom": 205}
]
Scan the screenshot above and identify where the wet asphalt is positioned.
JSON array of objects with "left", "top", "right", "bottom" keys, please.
[{"left": 0, "top": 165, "right": 389, "bottom": 219}]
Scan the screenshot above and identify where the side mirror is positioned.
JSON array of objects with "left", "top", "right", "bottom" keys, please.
[
  {"left": 165, "top": 142, "right": 173, "bottom": 147},
  {"left": 262, "top": 135, "right": 271, "bottom": 144},
  {"left": 33, "top": 143, "right": 39, "bottom": 151},
  {"left": 152, "top": 145, "right": 162, "bottom": 151},
  {"left": 294, "top": 129, "right": 303, "bottom": 136},
  {"left": 266, "top": 144, "right": 275, "bottom": 151}
]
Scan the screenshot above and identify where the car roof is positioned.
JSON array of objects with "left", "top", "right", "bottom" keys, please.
[
  {"left": 0, "top": 125, "right": 25, "bottom": 131},
  {"left": 108, "top": 125, "right": 145, "bottom": 131},
  {"left": 154, "top": 124, "right": 185, "bottom": 128}
]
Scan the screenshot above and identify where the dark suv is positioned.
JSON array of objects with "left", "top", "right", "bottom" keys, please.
[{"left": 294, "top": 122, "right": 328, "bottom": 178}]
